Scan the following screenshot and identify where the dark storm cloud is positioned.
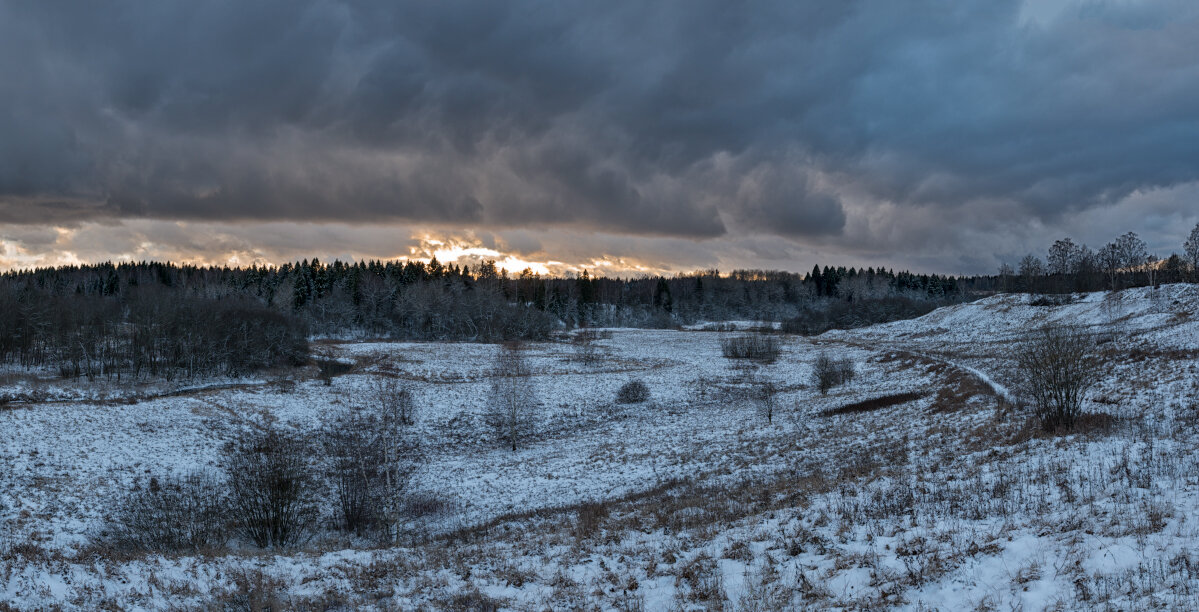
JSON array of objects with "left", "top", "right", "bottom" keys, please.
[{"left": 2, "top": 0, "right": 1199, "bottom": 245}]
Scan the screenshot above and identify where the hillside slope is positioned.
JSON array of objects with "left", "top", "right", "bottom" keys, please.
[{"left": 1, "top": 286, "right": 1197, "bottom": 609}]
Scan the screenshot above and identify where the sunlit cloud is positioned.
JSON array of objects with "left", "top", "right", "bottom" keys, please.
[
  {"left": 3, "top": 1, "right": 1199, "bottom": 274},
  {"left": 0, "top": 221, "right": 701, "bottom": 277}
]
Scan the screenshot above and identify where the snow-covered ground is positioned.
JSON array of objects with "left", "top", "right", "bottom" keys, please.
[{"left": 2, "top": 285, "right": 1199, "bottom": 609}]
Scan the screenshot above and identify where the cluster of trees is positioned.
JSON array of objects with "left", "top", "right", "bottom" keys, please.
[
  {"left": 0, "top": 286, "right": 307, "bottom": 380},
  {"left": 1000, "top": 223, "right": 1199, "bottom": 294}
]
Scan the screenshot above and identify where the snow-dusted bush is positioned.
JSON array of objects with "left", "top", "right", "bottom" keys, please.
[
  {"left": 1013, "top": 323, "right": 1101, "bottom": 431},
  {"left": 813, "top": 353, "right": 855, "bottom": 395},
  {"left": 486, "top": 342, "right": 539, "bottom": 451},
  {"left": 616, "top": 380, "right": 650, "bottom": 404},
  {"left": 225, "top": 427, "right": 320, "bottom": 549},
  {"left": 107, "top": 471, "right": 229, "bottom": 553},
  {"left": 721, "top": 334, "right": 781, "bottom": 364}
]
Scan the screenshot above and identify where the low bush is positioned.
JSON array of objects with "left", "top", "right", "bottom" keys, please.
[
  {"left": 1029, "top": 294, "right": 1076, "bottom": 307},
  {"left": 107, "top": 471, "right": 229, "bottom": 553},
  {"left": 616, "top": 380, "right": 651, "bottom": 404},
  {"left": 753, "top": 379, "right": 780, "bottom": 423},
  {"left": 575, "top": 500, "right": 609, "bottom": 540},
  {"left": 571, "top": 328, "right": 603, "bottom": 364},
  {"left": 720, "top": 334, "right": 781, "bottom": 364},
  {"left": 813, "top": 353, "right": 855, "bottom": 395}
]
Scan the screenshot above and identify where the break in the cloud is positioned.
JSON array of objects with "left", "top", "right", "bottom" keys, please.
[{"left": 2, "top": 0, "right": 1199, "bottom": 274}]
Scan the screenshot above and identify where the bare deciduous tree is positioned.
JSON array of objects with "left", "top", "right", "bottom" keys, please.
[
  {"left": 753, "top": 378, "right": 780, "bottom": 423},
  {"left": 1185, "top": 222, "right": 1199, "bottom": 279},
  {"left": 1018, "top": 254, "right": 1045, "bottom": 293},
  {"left": 1013, "top": 323, "right": 1101, "bottom": 431},
  {"left": 1048, "top": 238, "right": 1079, "bottom": 277},
  {"left": 486, "top": 342, "right": 539, "bottom": 451},
  {"left": 371, "top": 375, "right": 418, "bottom": 426},
  {"left": 1114, "top": 231, "right": 1148, "bottom": 271},
  {"left": 323, "top": 377, "right": 421, "bottom": 541}
]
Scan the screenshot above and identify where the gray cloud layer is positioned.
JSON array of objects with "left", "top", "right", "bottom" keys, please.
[{"left": 3, "top": 0, "right": 1199, "bottom": 257}]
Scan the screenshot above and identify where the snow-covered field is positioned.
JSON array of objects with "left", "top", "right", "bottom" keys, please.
[{"left": 2, "top": 285, "right": 1199, "bottom": 609}]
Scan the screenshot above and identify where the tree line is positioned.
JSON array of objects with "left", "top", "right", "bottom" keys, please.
[
  {"left": 0, "top": 258, "right": 968, "bottom": 345},
  {"left": 8, "top": 220, "right": 1198, "bottom": 382},
  {"left": 998, "top": 223, "right": 1199, "bottom": 294}
]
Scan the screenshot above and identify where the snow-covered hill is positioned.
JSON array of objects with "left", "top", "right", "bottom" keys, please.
[{"left": 2, "top": 286, "right": 1198, "bottom": 609}]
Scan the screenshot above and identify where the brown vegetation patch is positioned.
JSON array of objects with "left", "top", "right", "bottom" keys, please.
[
  {"left": 1114, "top": 347, "right": 1199, "bottom": 363},
  {"left": 871, "top": 351, "right": 940, "bottom": 369},
  {"left": 1052, "top": 411, "right": 1119, "bottom": 437},
  {"left": 928, "top": 366, "right": 999, "bottom": 414},
  {"left": 971, "top": 410, "right": 1120, "bottom": 451},
  {"left": 819, "top": 391, "right": 927, "bottom": 417}
]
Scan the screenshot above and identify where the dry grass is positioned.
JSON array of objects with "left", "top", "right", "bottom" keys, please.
[
  {"left": 7, "top": 317, "right": 1199, "bottom": 610},
  {"left": 819, "top": 391, "right": 927, "bottom": 417}
]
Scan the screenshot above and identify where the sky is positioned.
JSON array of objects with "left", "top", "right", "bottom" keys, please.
[{"left": 2, "top": 0, "right": 1199, "bottom": 276}]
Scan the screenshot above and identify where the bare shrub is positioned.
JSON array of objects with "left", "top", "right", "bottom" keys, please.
[
  {"left": 571, "top": 328, "right": 602, "bottom": 364},
  {"left": 402, "top": 493, "right": 454, "bottom": 520},
  {"left": 225, "top": 427, "right": 320, "bottom": 548},
  {"left": 370, "top": 375, "right": 417, "bottom": 425},
  {"left": 438, "top": 590, "right": 503, "bottom": 611},
  {"left": 813, "top": 353, "right": 855, "bottom": 395},
  {"left": 616, "top": 380, "right": 651, "bottom": 404},
  {"left": 485, "top": 342, "right": 539, "bottom": 451},
  {"left": 720, "top": 333, "right": 781, "bottom": 364},
  {"left": 323, "top": 378, "right": 421, "bottom": 541},
  {"left": 1013, "top": 323, "right": 1101, "bottom": 431},
  {"left": 1101, "top": 290, "right": 1125, "bottom": 320},
  {"left": 107, "top": 472, "right": 229, "bottom": 553}
]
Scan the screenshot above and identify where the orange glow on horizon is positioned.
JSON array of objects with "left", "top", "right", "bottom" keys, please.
[{"left": 0, "top": 226, "right": 685, "bottom": 278}]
